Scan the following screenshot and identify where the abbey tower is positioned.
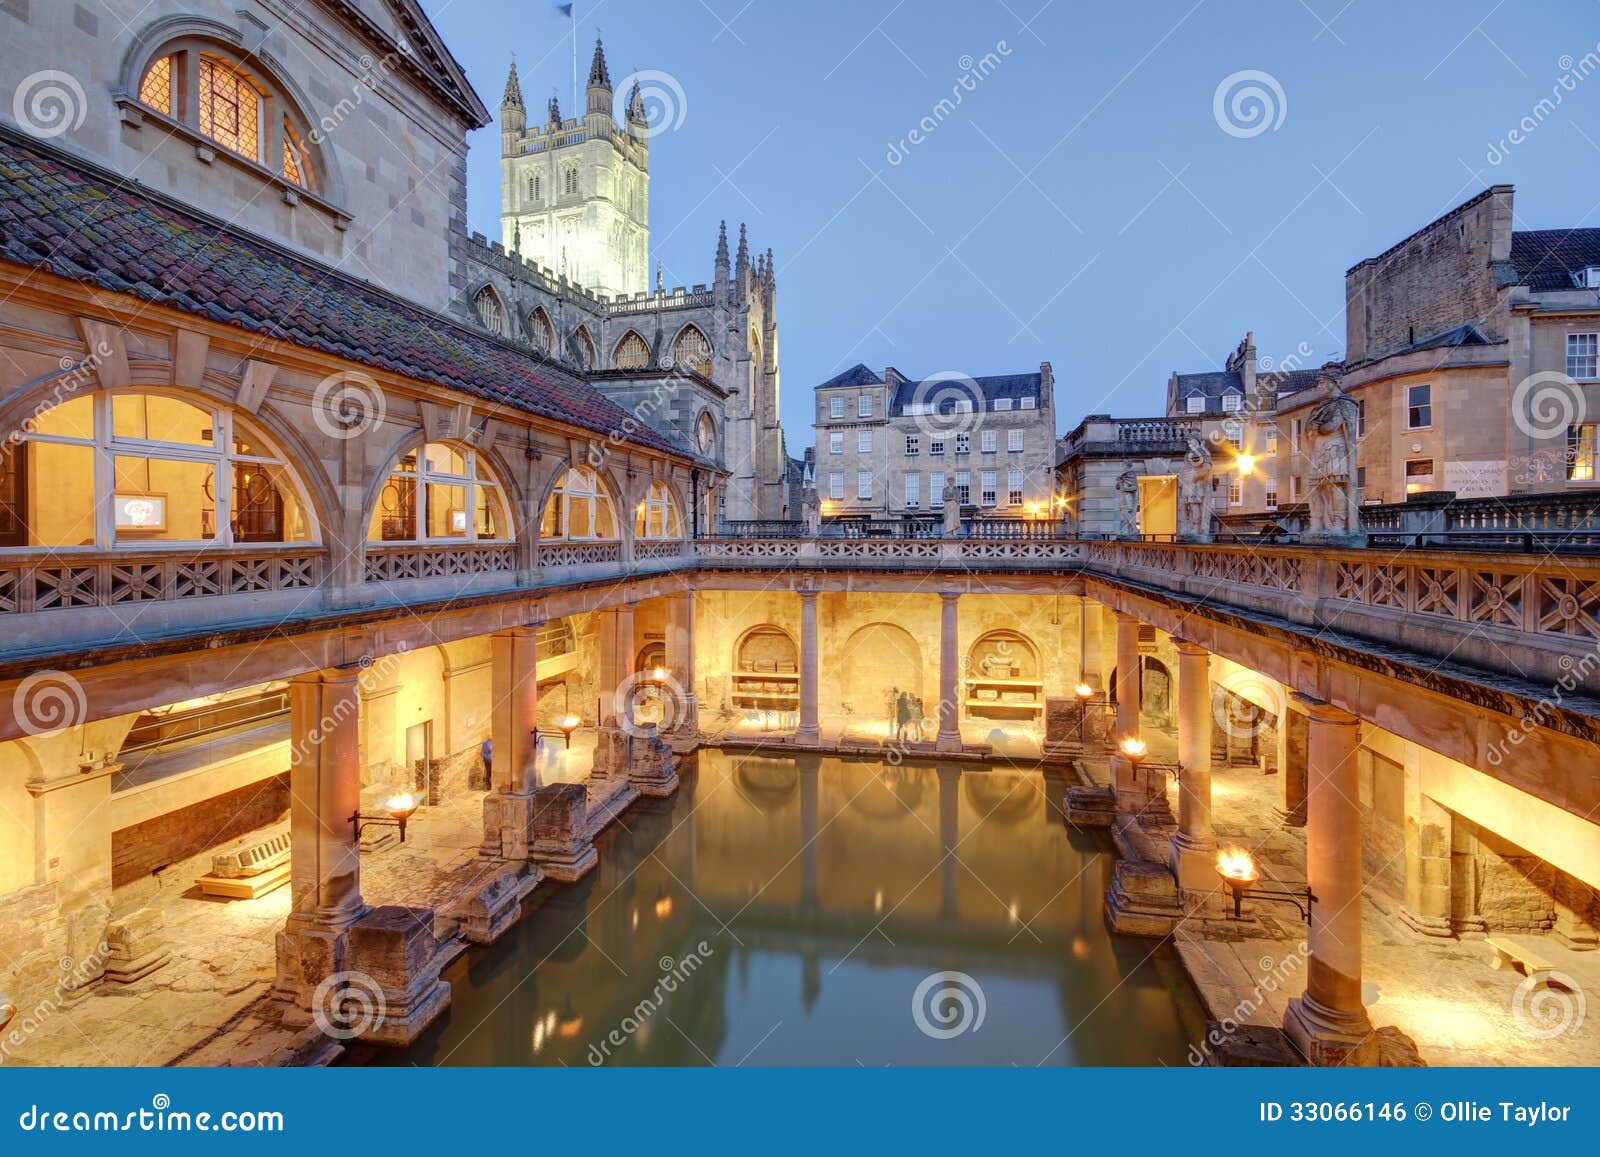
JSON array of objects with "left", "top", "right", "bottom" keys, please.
[{"left": 500, "top": 40, "right": 650, "bottom": 300}]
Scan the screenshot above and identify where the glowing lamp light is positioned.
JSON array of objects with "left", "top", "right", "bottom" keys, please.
[
  {"left": 559, "top": 715, "right": 580, "bottom": 749},
  {"left": 1216, "top": 846, "right": 1259, "bottom": 887},
  {"left": 555, "top": 998, "right": 583, "bottom": 1039},
  {"left": 1074, "top": 683, "right": 1094, "bottom": 701},
  {"left": 385, "top": 792, "right": 420, "bottom": 821},
  {"left": 1236, "top": 453, "right": 1256, "bottom": 477},
  {"left": 651, "top": 666, "right": 667, "bottom": 682},
  {"left": 350, "top": 790, "right": 421, "bottom": 844},
  {"left": 653, "top": 886, "right": 674, "bottom": 920},
  {"left": 1215, "top": 845, "right": 1315, "bottom": 922},
  {"left": 1117, "top": 736, "right": 1148, "bottom": 766}
]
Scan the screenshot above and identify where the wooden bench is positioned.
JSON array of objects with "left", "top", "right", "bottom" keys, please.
[{"left": 197, "top": 830, "right": 291, "bottom": 900}]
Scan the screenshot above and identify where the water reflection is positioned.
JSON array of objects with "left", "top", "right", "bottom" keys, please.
[{"left": 363, "top": 750, "right": 1196, "bottom": 1067}]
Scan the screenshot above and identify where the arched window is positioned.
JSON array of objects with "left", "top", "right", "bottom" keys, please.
[
  {"left": 540, "top": 466, "right": 618, "bottom": 541},
  {"left": 528, "top": 174, "right": 542, "bottom": 203},
  {"left": 672, "top": 325, "right": 712, "bottom": 377},
  {"left": 134, "top": 48, "right": 317, "bottom": 191},
  {"left": 635, "top": 481, "right": 683, "bottom": 540},
  {"left": 0, "top": 392, "right": 314, "bottom": 549},
  {"left": 475, "top": 286, "right": 507, "bottom": 336},
  {"left": 695, "top": 412, "right": 718, "bottom": 458},
  {"left": 367, "top": 443, "right": 510, "bottom": 543},
  {"left": 572, "top": 326, "right": 596, "bottom": 372},
  {"left": 562, "top": 166, "right": 579, "bottom": 197},
  {"left": 613, "top": 330, "right": 649, "bottom": 370},
  {"left": 528, "top": 307, "right": 553, "bottom": 353}
]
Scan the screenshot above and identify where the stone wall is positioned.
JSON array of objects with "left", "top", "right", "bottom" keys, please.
[{"left": 110, "top": 774, "right": 290, "bottom": 889}]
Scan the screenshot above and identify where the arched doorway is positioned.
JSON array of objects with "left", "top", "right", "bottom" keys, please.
[
  {"left": 1108, "top": 656, "right": 1175, "bottom": 729},
  {"left": 965, "top": 629, "right": 1042, "bottom": 720}
]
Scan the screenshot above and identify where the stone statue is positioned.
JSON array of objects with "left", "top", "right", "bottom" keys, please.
[
  {"left": 801, "top": 486, "right": 821, "bottom": 538},
  {"left": 1115, "top": 468, "right": 1140, "bottom": 537},
  {"left": 1178, "top": 436, "right": 1214, "bottom": 540},
  {"left": 942, "top": 490, "right": 961, "bottom": 536},
  {"left": 1304, "top": 381, "right": 1361, "bottom": 539}
]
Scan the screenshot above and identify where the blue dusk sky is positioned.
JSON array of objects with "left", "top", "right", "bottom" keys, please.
[{"left": 431, "top": 0, "right": 1600, "bottom": 445}]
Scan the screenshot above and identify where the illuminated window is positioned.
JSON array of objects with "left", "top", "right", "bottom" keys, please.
[
  {"left": 1405, "top": 458, "right": 1435, "bottom": 495},
  {"left": 672, "top": 325, "right": 712, "bottom": 377},
  {"left": 281, "top": 117, "right": 312, "bottom": 188},
  {"left": 635, "top": 481, "right": 684, "bottom": 540},
  {"left": 540, "top": 466, "right": 618, "bottom": 541},
  {"left": 199, "top": 56, "right": 261, "bottom": 162},
  {"left": 1568, "top": 424, "right": 1597, "bottom": 481},
  {"left": 0, "top": 392, "right": 313, "bottom": 550},
  {"left": 1007, "top": 470, "right": 1023, "bottom": 506},
  {"left": 138, "top": 54, "right": 175, "bottom": 116},
  {"left": 1228, "top": 478, "right": 1243, "bottom": 506},
  {"left": 613, "top": 330, "right": 649, "bottom": 370},
  {"left": 369, "top": 442, "right": 508, "bottom": 543}
]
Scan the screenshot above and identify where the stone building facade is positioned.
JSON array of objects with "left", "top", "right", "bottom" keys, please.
[{"left": 810, "top": 364, "right": 1056, "bottom": 522}]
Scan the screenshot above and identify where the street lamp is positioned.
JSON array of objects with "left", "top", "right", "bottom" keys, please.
[
  {"left": 1215, "top": 846, "right": 1315, "bottom": 923},
  {"left": 1118, "top": 736, "right": 1148, "bottom": 767},
  {"left": 559, "top": 715, "right": 580, "bottom": 750},
  {"left": 1074, "top": 682, "right": 1094, "bottom": 746},
  {"left": 349, "top": 791, "right": 421, "bottom": 844},
  {"left": 1236, "top": 453, "right": 1256, "bottom": 477}
]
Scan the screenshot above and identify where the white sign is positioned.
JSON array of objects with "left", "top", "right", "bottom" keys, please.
[{"left": 1443, "top": 460, "right": 1505, "bottom": 499}]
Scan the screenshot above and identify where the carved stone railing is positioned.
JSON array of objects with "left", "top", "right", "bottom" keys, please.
[
  {"left": 695, "top": 537, "right": 1087, "bottom": 568},
  {"left": 364, "top": 543, "right": 517, "bottom": 583},
  {"left": 537, "top": 541, "right": 623, "bottom": 569},
  {"left": 635, "top": 539, "right": 687, "bottom": 561},
  {"left": 0, "top": 547, "right": 323, "bottom": 614}
]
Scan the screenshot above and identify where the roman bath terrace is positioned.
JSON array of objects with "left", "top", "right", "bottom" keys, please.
[{"left": 0, "top": 0, "right": 1596, "bottom": 1089}]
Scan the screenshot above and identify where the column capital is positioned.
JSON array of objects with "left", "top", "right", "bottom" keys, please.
[
  {"left": 1171, "top": 637, "right": 1209, "bottom": 658},
  {"left": 797, "top": 587, "right": 820, "bottom": 603},
  {"left": 1113, "top": 609, "right": 1140, "bottom": 625},
  {"left": 939, "top": 590, "right": 961, "bottom": 603},
  {"left": 1290, "top": 692, "right": 1359, "bottom": 727}
]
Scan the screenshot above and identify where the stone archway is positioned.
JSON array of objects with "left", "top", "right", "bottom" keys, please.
[{"left": 837, "top": 622, "right": 925, "bottom": 729}]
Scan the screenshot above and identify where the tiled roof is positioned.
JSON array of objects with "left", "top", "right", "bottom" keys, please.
[
  {"left": 1511, "top": 229, "right": 1600, "bottom": 292},
  {"left": 888, "top": 371, "right": 1042, "bottom": 416},
  {"left": 1173, "top": 370, "right": 1243, "bottom": 398},
  {"left": 0, "top": 131, "right": 676, "bottom": 455},
  {"left": 816, "top": 363, "right": 885, "bottom": 390},
  {"left": 1257, "top": 368, "right": 1322, "bottom": 395},
  {"left": 1402, "top": 323, "right": 1495, "bottom": 353}
]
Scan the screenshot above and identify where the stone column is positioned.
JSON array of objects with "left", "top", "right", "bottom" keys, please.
[
  {"left": 1279, "top": 705, "right": 1309, "bottom": 827},
  {"left": 595, "top": 604, "right": 636, "bottom": 727},
  {"left": 1170, "top": 640, "right": 1215, "bottom": 898},
  {"left": 1110, "top": 612, "right": 1147, "bottom": 809},
  {"left": 286, "top": 667, "right": 366, "bottom": 930},
  {"left": 1399, "top": 745, "right": 1452, "bottom": 937},
  {"left": 665, "top": 592, "right": 699, "bottom": 735},
  {"left": 796, "top": 589, "right": 821, "bottom": 744},
  {"left": 490, "top": 626, "right": 540, "bottom": 794},
  {"left": 936, "top": 592, "right": 962, "bottom": 752},
  {"left": 1078, "top": 596, "right": 1103, "bottom": 690},
  {"left": 1284, "top": 694, "right": 1376, "bottom": 1066}
]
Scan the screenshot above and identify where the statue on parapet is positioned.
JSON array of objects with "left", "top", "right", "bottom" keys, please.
[
  {"left": 1178, "top": 436, "right": 1214, "bottom": 541},
  {"left": 1115, "top": 467, "right": 1140, "bottom": 537},
  {"left": 1304, "top": 379, "right": 1362, "bottom": 542},
  {"left": 801, "top": 486, "right": 821, "bottom": 538}
]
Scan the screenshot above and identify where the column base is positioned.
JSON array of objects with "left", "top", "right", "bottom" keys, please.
[
  {"left": 447, "top": 864, "right": 540, "bottom": 945},
  {"left": 482, "top": 788, "right": 537, "bottom": 861},
  {"left": 1283, "top": 992, "right": 1379, "bottom": 1067},
  {"left": 625, "top": 726, "right": 682, "bottom": 798},
  {"left": 935, "top": 730, "right": 963, "bottom": 754},
  {"left": 529, "top": 783, "right": 599, "bottom": 882},
  {"left": 334, "top": 905, "right": 451, "bottom": 1046},
  {"left": 793, "top": 725, "right": 821, "bottom": 746},
  {"left": 1169, "top": 832, "right": 1218, "bottom": 896},
  {"left": 1274, "top": 803, "right": 1307, "bottom": 829},
  {"left": 1397, "top": 907, "right": 1455, "bottom": 938}
]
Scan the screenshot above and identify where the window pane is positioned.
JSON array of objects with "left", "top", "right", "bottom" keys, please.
[
  {"left": 24, "top": 441, "right": 98, "bottom": 546},
  {"left": 370, "top": 474, "right": 417, "bottom": 541},
  {"left": 426, "top": 483, "right": 469, "bottom": 538},
  {"left": 139, "top": 55, "right": 175, "bottom": 116},
  {"left": 114, "top": 455, "right": 215, "bottom": 542},
  {"left": 232, "top": 462, "right": 306, "bottom": 543},
  {"left": 31, "top": 395, "right": 94, "bottom": 440},
  {"left": 113, "top": 395, "right": 214, "bottom": 445},
  {"left": 423, "top": 443, "right": 467, "bottom": 477},
  {"left": 475, "top": 485, "right": 505, "bottom": 539},
  {"left": 199, "top": 57, "right": 261, "bottom": 162}
]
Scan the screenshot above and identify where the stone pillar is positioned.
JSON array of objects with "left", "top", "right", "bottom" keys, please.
[
  {"left": 796, "top": 589, "right": 821, "bottom": 744},
  {"left": 1279, "top": 705, "right": 1309, "bottom": 827},
  {"left": 490, "top": 627, "right": 540, "bottom": 794},
  {"left": 286, "top": 668, "right": 366, "bottom": 930},
  {"left": 595, "top": 604, "right": 636, "bottom": 727},
  {"left": 1110, "top": 612, "right": 1148, "bottom": 809},
  {"left": 665, "top": 592, "right": 699, "bottom": 735},
  {"left": 1170, "top": 640, "right": 1215, "bottom": 899},
  {"left": 936, "top": 592, "right": 962, "bottom": 752},
  {"left": 1284, "top": 694, "right": 1377, "bottom": 1066},
  {"left": 1399, "top": 746, "right": 1452, "bottom": 937},
  {"left": 1078, "top": 596, "right": 1103, "bottom": 690}
]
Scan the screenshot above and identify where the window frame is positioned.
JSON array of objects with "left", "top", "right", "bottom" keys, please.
[
  {"left": 371, "top": 441, "right": 512, "bottom": 546},
  {"left": 1568, "top": 333, "right": 1599, "bottom": 381},
  {"left": 1406, "top": 384, "right": 1433, "bottom": 430},
  {"left": 538, "top": 465, "right": 619, "bottom": 542}
]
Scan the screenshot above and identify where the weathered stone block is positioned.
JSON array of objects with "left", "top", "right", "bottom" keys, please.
[
  {"left": 103, "top": 907, "right": 169, "bottom": 984},
  {"left": 626, "top": 725, "right": 680, "bottom": 798},
  {"left": 447, "top": 866, "right": 539, "bottom": 944},
  {"left": 529, "top": 783, "right": 597, "bottom": 881},
  {"left": 342, "top": 905, "right": 449, "bottom": 1046}
]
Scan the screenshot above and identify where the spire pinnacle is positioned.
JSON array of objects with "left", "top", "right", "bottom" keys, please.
[
  {"left": 715, "top": 220, "right": 730, "bottom": 270},
  {"left": 627, "top": 77, "right": 648, "bottom": 125},
  {"left": 735, "top": 223, "right": 750, "bottom": 280},
  {"left": 588, "top": 37, "right": 611, "bottom": 89},
  {"left": 502, "top": 61, "right": 524, "bottom": 109},
  {"left": 547, "top": 91, "right": 562, "bottom": 128}
]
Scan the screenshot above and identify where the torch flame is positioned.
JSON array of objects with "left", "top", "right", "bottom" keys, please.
[
  {"left": 1074, "top": 682, "right": 1093, "bottom": 699},
  {"left": 384, "top": 792, "right": 419, "bottom": 818},
  {"left": 1216, "top": 846, "right": 1257, "bottom": 883},
  {"left": 1118, "top": 736, "right": 1147, "bottom": 760}
]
